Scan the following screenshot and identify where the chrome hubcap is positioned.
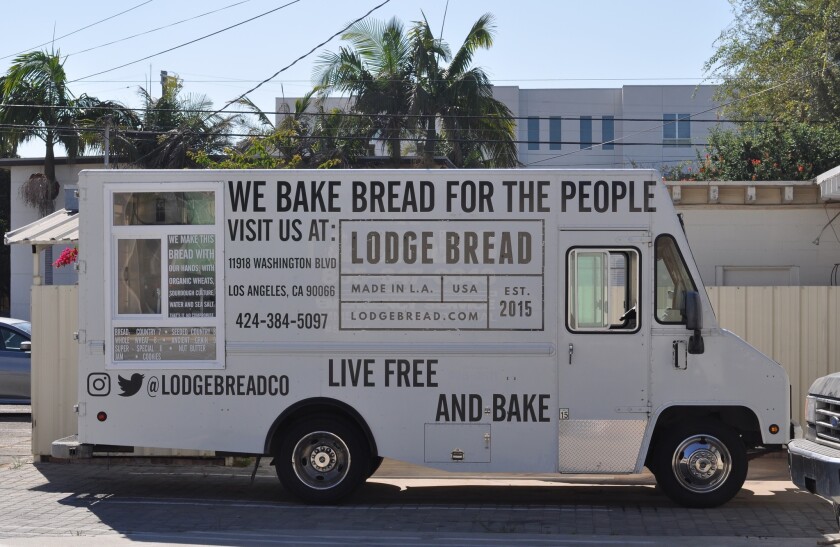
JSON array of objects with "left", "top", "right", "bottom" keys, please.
[
  {"left": 672, "top": 434, "right": 731, "bottom": 493},
  {"left": 310, "top": 445, "right": 338, "bottom": 472},
  {"left": 292, "top": 431, "right": 350, "bottom": 491}
]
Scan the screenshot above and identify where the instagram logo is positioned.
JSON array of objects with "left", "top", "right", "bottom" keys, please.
[{"left": 87, "top": 373, "right": 110, "bottom": 396}]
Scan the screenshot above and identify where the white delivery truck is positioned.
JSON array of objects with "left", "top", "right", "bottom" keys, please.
[
  {"left": 789, "top": 376, "right": 840, "bottom": 527},
  {"left": 60, "top": 168, "right": 789, "bottom": 507}
]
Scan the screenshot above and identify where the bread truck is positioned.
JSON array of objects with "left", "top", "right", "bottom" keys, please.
[
  {"left": 789, "top": 375, "right": 840, "bottom": 527},
  {"left": 58, "top": 168, "right": 789, "bottom": 507}
]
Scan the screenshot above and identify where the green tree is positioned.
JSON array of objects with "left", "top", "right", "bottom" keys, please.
[
  {"left": 706, "top": 0, "right": 840, "bottom": 122},
  {"left": 195, "top": 92, "right": 372, "bottom": 170},
  {"left": 663, "top": 122, "right": 840, "bottom": 181},
  {"left": 0, "top": 51, "right": 97, "bottom": 184},
  {"left": 409, "top": 13, "right": 517, "bottom": 167},
  {"left": 314, "top": 13, "right": 517, "bottom": 167},
  {"left": 111, "top": 77, "right": 236, "bottom": 168},
  {"left": 315, "top": 17, "right": 413, "bottom": 163}
]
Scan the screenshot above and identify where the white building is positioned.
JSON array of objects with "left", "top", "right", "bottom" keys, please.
[
  {"left": 278, "top": 85, "right": 725, "bottom": 173},
  {"left": 494, "top": 85, "right": 725, "bottom": 171},
  {"left": 0, "top": 158, "right": 105, "bottom": 319}
]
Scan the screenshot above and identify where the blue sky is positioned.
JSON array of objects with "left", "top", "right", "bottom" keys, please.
[{"left": 1, "top": 0, "right": 735, "bottom": 157}]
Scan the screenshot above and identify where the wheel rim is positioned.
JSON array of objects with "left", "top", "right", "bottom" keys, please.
[
  {"left": 291, "top": 430, "right": 351, "bottom": 491},
  {"left": 671, "top": 434, "right": 732, "bottom": 493}
]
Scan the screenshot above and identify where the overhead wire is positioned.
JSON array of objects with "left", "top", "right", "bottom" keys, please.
[
  {"left": 0, "top": 1, "right": 155, "bottom": 61},
  {"left": 0, "top": 121, "right": 717, "bottom": 147},
  {"left": 208, "top": 0, "right": 393, "bottom": 117},
  {"left": 67, "top": 76, "right": 727, "bottom": 84},
  {"left": 0, "top": 102, "right": 816, "bottom": 125},
  {"left": 124, "top": 0, "right": 393, "bottom": 167},
  {"left": 70, "top": 0, "right": 306, "bottom": 83},
  {"left": 0, "top": 2, "right": 821, "bottom": 170},
  {"left": 63, "top": 0, "right": 256, "bottom": 60}
]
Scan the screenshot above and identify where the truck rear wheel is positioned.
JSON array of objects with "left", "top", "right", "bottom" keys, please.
[
  {"left": 276, "top": 417, "right": 369, "bottom": 504},
  {"left": 652, "top": 421, "right": 747, "bottom": 508}
]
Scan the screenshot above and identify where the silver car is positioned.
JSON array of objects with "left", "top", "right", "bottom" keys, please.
[{"left": 0, "top": 318, "right": 31, "bottom": 404}]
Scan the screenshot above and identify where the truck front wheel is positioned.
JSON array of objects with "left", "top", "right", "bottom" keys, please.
[
  {"left": 652, "top": 421, "right": 747, "bottom": 508},
  {"left": 276, "top": 417, "right": 369, "bottom": 504}
]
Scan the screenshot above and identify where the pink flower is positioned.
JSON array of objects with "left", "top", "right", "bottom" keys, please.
[{"left": 54, "top": 247, "right": 78, "bottom": 268}]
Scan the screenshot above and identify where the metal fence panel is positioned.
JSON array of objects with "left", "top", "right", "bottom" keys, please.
[
  {"left": 708, "top": 286, "right": 840, "bottom": 425},
  {"left": 30, "top": 285, "right": 213, "bottom": 459}
]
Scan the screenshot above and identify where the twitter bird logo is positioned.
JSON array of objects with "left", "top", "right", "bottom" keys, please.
[{"left": 118, "top": 373, "right": 144, "bottom": 397}]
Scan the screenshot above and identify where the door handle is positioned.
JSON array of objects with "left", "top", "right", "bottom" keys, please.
[
  {"left": 568, "top": 343, "right": 573, "bottom": 365},
  {"left": 673, "top": 340, "right": 687, "bottom": 370}
]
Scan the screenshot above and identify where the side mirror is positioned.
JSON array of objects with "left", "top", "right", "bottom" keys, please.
[
  {"left": 683, "top": 291, "right": 704, "bottom": 354},
  {"left": 684, "top": 291, "right": 702, "bottom": 330},
  {"left": 19, "top": 341, "right": 31, "bottom": 352}
]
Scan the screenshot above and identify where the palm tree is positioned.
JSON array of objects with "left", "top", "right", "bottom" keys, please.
[
  {"left": 314, "top": 13, "right": 517, "bottom": 168},
  {"left": 0, "top": 51, "right": 91, "bottom": 186},
  {"left": 410, "top": 13, "right": 517, "bottom": 167},
  {"left": 109, "top": 78, "right": 236, "bottom": 169},
  {"left": 196, "top": 91, "right": 372, "bottom": 169},
  {"left": 314, "top": 17, "right": 414, "bottom": 163}
]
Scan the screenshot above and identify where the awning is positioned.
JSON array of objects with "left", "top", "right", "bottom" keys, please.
[
  {"left": 4, "top": 209, "right": 78, "bottom": 246},
  {"left": 817, "top": 165, "right": 840, "bottom": 200}
]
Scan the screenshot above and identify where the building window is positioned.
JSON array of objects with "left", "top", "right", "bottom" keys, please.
[
  {"left": 580, "top": 116, "right": 592, "bottom": 150},
  {"left": 527, "top": 117, "right": 540, "bottom": 150},
  {"left": 549, "top": 117, "right": 562, "bottom": 150},
  {"left": 602, "top": 116, "right": 614, "bottom": 150},
  {"left": 663, "top": 113, "right": 691, "bottom": 146}
]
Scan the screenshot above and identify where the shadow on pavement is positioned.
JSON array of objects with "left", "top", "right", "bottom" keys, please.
[{"left": 11, "top": 457, "right": 831, "bottom": 541}]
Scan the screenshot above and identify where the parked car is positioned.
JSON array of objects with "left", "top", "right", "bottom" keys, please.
[{"left": 0, "top": 317, "right": 31, "bottom": 404}]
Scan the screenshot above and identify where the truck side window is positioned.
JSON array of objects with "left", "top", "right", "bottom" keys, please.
[
  {"left": 654, "top": 235, "right": 696, "bottom": 324},
  {"left": 109, "top": 186, "right": 223, "bottom": 366},
  {"left": 567, "top": 248, "right": 639, "bottom": 332},
  {"left": 116, "top": 239, "right": 161, "bottom": 315}
]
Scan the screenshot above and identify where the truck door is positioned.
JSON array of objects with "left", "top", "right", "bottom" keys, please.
[{"left": 557, "top": 229, "right": 650, "bottom": 473}]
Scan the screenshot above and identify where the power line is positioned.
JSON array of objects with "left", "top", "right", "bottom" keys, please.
[
  {"left": 112, "top": 0, "right": 394, "bottom": 169},
  {"left": 0, "top": 1, "right": 155, "bottom": 61},
  {"left": 0, "top": 122, "right": 716, "bottom": 147},
  {"left": 64, "top": 0, "right": 256, "bottom": 60},
  {"left": 69, "top": 76, "right": 728, "bottom": 85},
  {"left": 70, "top": 0, "right": 305, "bottom": 83},
  {"left": 210, "top": 0, "right": 393, "bottom": 117},
  {"left": 0, "top": 102, "right": 805, "bottom": 125}
]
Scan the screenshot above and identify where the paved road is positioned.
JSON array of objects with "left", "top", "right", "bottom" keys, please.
[
  {"left": 0, "top": 406, "right": 31, "bottom": 468},
  {"left": 0, "top": 408, "right": 837, "bottom": 546}
]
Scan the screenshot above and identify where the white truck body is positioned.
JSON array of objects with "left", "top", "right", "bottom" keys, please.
[{"left": 71, "top": 169, "right": 789, "bottom": 506}]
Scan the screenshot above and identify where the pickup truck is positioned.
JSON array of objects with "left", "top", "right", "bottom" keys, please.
[{"left": 789, "top": 374, "right": 840, "bottom": 528}]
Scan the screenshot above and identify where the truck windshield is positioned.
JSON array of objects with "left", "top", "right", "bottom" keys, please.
[{"left": 654, "top": 235, "right": 696, "bottom": 324}]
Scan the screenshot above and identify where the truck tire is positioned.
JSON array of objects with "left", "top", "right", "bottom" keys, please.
[
  {"left": 276, "top": 417, "right": 370, "bottom": 504},
  {"left": 652, "top": 421, "right": 747, "bottom": 508},
  {"left": 368, "top": 456, "right": 384, "bottom": 478}
]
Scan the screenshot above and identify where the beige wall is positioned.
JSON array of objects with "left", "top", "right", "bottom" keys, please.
[
  {"left": 708, "top": 286, "right": 840, "bottom": 426},
  {"left": 30, "top": 285, "right": 78, "bottom": 457}
]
